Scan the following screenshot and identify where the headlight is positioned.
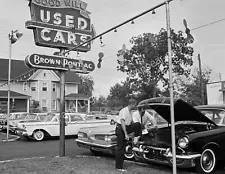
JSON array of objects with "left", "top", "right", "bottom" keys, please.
[
  {"left": 78, "top": 132, "right": 86, "bottom": 138},
  {"left": 178, "top": 136, "right": 189, "bottom": 149},
  {"left": 104, "top": 135, "right": 117, "bottom": 142}
]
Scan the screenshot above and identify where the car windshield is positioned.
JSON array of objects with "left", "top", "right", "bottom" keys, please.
[
  {"left": 197, "top": 109, "right": 225, "bottom": 125},
  {"left": 146, "top": 110, "right": 167, "bottom": 125}
]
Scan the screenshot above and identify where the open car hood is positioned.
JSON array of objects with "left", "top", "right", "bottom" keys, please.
[{"left": 138, "top": 97, "right": 217, "bottom": 126}]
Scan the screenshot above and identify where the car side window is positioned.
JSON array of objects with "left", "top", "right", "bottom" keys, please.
[{"left": 70, "top": 115, "right": 82, "bottom": 122}]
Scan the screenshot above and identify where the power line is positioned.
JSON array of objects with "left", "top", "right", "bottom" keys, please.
[{"left": 191, "top": 17, "right": 225, "bottom": 31}]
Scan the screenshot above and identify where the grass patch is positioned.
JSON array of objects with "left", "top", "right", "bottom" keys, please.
[{"left": 0, "top": 156, "right": 193, "bottom": 174}]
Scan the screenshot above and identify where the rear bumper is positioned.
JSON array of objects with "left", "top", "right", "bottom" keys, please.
[{"left": 75, "top": 139, "right": 116, "bottom": 154}]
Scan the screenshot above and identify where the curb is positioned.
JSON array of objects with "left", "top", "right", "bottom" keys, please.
[{"left": 0, "top": 132, "right": 21, "bottom": 143}]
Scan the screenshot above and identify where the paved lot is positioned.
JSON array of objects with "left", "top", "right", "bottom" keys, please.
[{"left": 0, "top": 132, "right": 224, "bottom": 174}]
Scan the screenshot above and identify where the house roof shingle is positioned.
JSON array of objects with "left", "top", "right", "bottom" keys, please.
[
  {"left": 65, "top": 93, "right": 90, "bottom": 100},
  {"left": 0, "top": 91, "right": 30, "bottom": 99},
  {"left": 0, "top": 58, "right": 81, "bottom": 83}
]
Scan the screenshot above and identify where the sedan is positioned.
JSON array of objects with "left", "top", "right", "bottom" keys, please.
[{"left": 15, "top": 112, "right": 111, "bottom": 141}]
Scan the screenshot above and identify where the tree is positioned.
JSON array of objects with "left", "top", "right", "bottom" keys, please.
[
  {"left": 117, "top": 28, "right": 194, "bottom": 97},
  {"left": 174, "top": 68, "right": 212, "bottom": 105},
  {"left": 78, "top": 75, "right": 94, "bottom": 96},
  {"left": 91, "top": 95, "right": 107, "bottom": 112},
  {"left": 107, "top": 78, "right": 133, "bottom": 107}
]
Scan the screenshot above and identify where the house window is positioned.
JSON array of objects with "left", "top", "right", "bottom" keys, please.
[
  {"left": 42, "top": 82, "right": 47, "bottom": 91},
  {"left": 42, "top": 99, "right": 47, "bottom": 107},
  {"left": 30, "top": 82, "right": 36, "bottom": 91},
  {"left": 23, "top": 82, "right": 28, "bottom": 91},
  {"left": 52, "top": 100, "right": 56, "bottom": 110},
  {"left": 52, "top": 83, "right": 56, "bottom": 92},
  {"left": 42, "top": 99, "right": 47, "bottom": 111}
]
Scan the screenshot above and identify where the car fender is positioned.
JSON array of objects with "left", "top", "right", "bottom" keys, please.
[
  {"left": 201, "top": 141, "right": 225, "bottom": 161},
  {"left": 32, "top": 128, "right": 50, "bottom": 137},
  {"left": 202, "top": 142, "right": 220, "bottom": 150}
]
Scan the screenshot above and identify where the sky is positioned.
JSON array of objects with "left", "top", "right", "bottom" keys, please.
[{"left": 0, "top": 0, "right": 225, "bottom": 97}]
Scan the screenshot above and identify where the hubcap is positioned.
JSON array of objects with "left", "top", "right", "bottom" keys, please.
[
  {"left": 125, "top": 144, "right": 134, "bottom": 158},
  {"left": 35, "top": 131, "right": 43, "bottom": 140},
  {"left": 201, "top": 150, "right": 214, "bottom": 172}
]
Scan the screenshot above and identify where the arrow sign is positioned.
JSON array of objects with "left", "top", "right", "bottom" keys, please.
[{"left": 25, "top": 54, "right": 95, "bottom": 74}]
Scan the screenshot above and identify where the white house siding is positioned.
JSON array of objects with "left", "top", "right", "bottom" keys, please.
[
  {"left": 31, "top": 70, "right": 59, "bottom": 111},
  {"left": 207, "top": 82, "right": 223, "bottom": 104},
  {"left": 65, "top": 83, "right": 78, "bottom": 95},
  {"left": 0, "top": 69, "right": 79, "bottom": 112}
]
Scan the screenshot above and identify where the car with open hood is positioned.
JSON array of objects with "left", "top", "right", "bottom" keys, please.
[{"left": 132, "top": 97, "right": 225, "bottom": 174}]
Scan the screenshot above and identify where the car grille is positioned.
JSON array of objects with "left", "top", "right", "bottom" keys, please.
[{"left": 144, "top": 148, "right": 167, "bottom": 161}]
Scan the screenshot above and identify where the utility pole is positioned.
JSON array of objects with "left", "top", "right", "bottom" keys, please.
[
  {"left": 198, "top": 53, "right": 204, "bottom": 105},
  {"left": 59, "top": 48, "right": 66, "bottom": 157}
]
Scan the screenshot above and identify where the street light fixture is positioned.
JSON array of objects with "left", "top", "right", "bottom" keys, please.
[{"left": 7, "top": 30, "right": 23, "bottom": 141}]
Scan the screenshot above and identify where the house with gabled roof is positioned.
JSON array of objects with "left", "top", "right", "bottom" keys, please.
[{"left": 0, "top": 58, "right": 91, "bottom": 113}]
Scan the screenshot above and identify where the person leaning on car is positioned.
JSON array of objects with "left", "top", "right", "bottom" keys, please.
[
  {"left": 115, "top": 98, "right": 142, "bottom": 172},
  {"left": 132, "top": 105, "right": 157, "bottom": 131}
]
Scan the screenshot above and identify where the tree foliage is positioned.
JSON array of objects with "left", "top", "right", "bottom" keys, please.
[
  {"left": 175, "top": 68, "right": 212, "bottom": 105},
  {"left": 107, "top": 78, "right": 133, "bottom": 107},
  {"left": 78, "top": 75, "right": 94, "bottom": 96},
  {"left": 117, "top": 28, "right": 194, "bottom": 97}
]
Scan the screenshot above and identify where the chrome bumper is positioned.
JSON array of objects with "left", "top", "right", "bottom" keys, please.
[
  {"left": 132, "top": 146, "right": 201, "bottom": 168},
  {"left": 15, "top": 130, "right": 29, "bottom": 136},
  {"left": 75, "top": 139, "right": 116, "bottom": 148}
]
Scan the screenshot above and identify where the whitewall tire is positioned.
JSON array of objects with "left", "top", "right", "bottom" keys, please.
[{"left": 33, "top": 130, "right": 45, "bottom": 141}]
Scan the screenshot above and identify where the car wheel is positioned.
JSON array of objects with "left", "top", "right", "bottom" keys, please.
[
  {"left": 124, "top": 142, "right": 134, "bottom": 159},
  {"left": 33, "top": 130, "right": 45, "bottom": 141},
  {"left": 196, "top": 148, "right": 217, "bottom": 174}
]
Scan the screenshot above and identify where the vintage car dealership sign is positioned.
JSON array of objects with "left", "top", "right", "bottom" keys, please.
[
  {"left": 26, "top": 0, "right": 96, "bottom": 52},
  {"left": 25, "top": 54, "right": 95, "bottom": 73}
]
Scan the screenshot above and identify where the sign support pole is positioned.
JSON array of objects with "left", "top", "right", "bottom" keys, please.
[
  {"left": 7, "top": 31, "right": 13, "bottom": 141},
  {"left": 59, "top": 48, "right": 66, "bottom": 157},
  {"left": 165, "top": 1, "right": 177, "bottom": 174}
]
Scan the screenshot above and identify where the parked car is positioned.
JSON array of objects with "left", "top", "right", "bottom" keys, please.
[
  {"left": 0, "top": 112, "right": 28, "bottom": 131},
  {"left": 9, "top": 113, "right": 48, "bottom": 133},
  {"left": 15, "top": 112, "right": 111, "bottom": 141},
  {"left": 75, "top": 109, "right": 166, "bottom": 159},
  {"left": 132, "top": 97, "right": 225, "bottom": 174},
  {"left": 0, "top": 113, "right": 6, "bottom": 124}
]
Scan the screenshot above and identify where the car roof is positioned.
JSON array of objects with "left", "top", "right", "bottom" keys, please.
[{"left": 195, "top": 104, "right": 225, "bottom": 110}]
